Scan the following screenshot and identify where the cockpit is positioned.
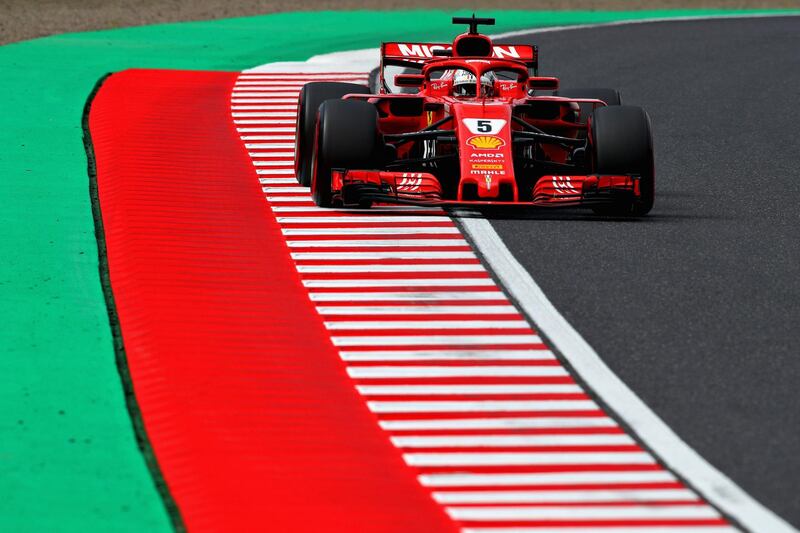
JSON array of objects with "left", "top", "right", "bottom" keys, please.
[{"left": 419, "top": 65, "right": 528, "bottom": 99}]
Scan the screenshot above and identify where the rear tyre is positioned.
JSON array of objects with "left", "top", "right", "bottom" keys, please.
[
  {"left": 295, "top": 82, "right": 370, "bottom": 186},
  {"left": 311, "top": 99, "right": 380, "bottom": 208},
  {"left": 590, "top": 105, "right": 654, "bottom": 217}
]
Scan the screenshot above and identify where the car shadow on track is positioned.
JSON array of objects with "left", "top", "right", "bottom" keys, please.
[{"left": 447, "top": 188, "right": 731, "bottom": 223}]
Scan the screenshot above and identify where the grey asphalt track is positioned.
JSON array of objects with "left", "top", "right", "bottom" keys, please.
[{"left": 488, "top": 16, "right": 800, "bottom": 527}]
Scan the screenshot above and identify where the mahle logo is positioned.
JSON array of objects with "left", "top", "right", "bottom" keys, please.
[{"left": 467, "top": 135, "right": 505, "bottom": 150}]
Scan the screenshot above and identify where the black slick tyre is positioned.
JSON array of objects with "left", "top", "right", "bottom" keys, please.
[
  {"left": 311, "top": 99, "right": 380, "bottom": 208},
  {"left": 590, "top": 105, "right": 655, "bottom": 216},
  {"left": 295, "top": 82, "right": 370, "bottom": 186}
]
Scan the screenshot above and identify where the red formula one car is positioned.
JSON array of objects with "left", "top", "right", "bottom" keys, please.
[{"left": 295, "top": 16, "right": 654, "bottom": 216}]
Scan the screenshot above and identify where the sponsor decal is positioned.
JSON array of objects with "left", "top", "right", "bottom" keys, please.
[
  {"left": 467, "top": 135, "right": 505, "bottom": 150},
  {"left": 469, "top": 152, "right": 504, "bottom": 160},
  {"left": 397, "top": 172, "right": 423, "bottom": 193},
  {"left": 493, "top": 46, "right": 522, "bottom": 59},
  {"left": 463, "top": 119, "right": 507, "bottom": 135},
  {"left": 471, "top": 163, "right": 504, "bottom": 170},
  {"left": 551, "top": 175, "right": 579, "bottom": 195},
  {"left": 469, "top": 169, "right": 506, "bottom": 178},
  {"left": 394, "top": 43, "right": 523, "bottom": 59}
]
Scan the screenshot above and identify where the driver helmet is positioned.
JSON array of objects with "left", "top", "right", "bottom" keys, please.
[{"left": 452, "top": 70, "right": 497, "bottom": 97}]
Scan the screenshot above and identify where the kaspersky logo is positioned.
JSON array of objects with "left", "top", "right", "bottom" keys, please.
[{"left": 467, "top": 135, "right": 505, "bottom": 150}]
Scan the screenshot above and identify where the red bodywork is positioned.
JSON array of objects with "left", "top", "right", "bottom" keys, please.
[{"left": 326, "top": 31, "right": 641, "bottom": 208}]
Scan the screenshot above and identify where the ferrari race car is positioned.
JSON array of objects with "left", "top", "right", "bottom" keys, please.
[{"left": 295, "top": 16, "right": 654, "bottom": 216}]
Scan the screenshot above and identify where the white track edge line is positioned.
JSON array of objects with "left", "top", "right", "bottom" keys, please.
[
  {"left": 464, "top": 16, "right": 799, "bottom": 533},
  {"left": 459, "top": 216, "right": 793, "bottom": 532}
]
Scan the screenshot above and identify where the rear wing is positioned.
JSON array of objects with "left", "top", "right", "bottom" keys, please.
[{"left": 381, "top": 42, "right": 538, "bottom": 72}]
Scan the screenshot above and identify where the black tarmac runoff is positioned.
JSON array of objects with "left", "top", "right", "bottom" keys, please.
[{"left": 490, "top": 16, "right": 800, "bottom": 527}]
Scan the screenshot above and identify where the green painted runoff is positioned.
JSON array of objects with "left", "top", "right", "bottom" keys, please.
[{"left": 0, "top": 8, "right": 796, "bottom": 532}]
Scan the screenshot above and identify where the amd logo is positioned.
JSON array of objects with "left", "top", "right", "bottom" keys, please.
[{"left": 470, "top": 152, "right": 504, "bottom": 160}]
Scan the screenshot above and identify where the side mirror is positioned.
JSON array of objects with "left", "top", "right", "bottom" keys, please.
[
  {"left": 394, "top": 74, "right": 425, "bottom": 88},
  {"left": 527, "top": 77, "right": 559, "bottom": 91}
]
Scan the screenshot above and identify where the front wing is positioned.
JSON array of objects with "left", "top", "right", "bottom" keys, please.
[{"left": 331, "top": 169, "right": 641, "bottom": 208}]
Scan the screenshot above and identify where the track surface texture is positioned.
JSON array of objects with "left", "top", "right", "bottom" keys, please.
[{"left": 492, "top": 16, "right": 800, "bottom": 526}]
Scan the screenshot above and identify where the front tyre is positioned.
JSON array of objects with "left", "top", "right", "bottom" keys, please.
[
  {"left": 590, "top": 105, "right": 655, "bottom": 216},
  {"left": 311, "top": 99, "right": 380, "bottom": 208},
  {"left": 295, "top": 82, "right": 370, "bottom": 186}
]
